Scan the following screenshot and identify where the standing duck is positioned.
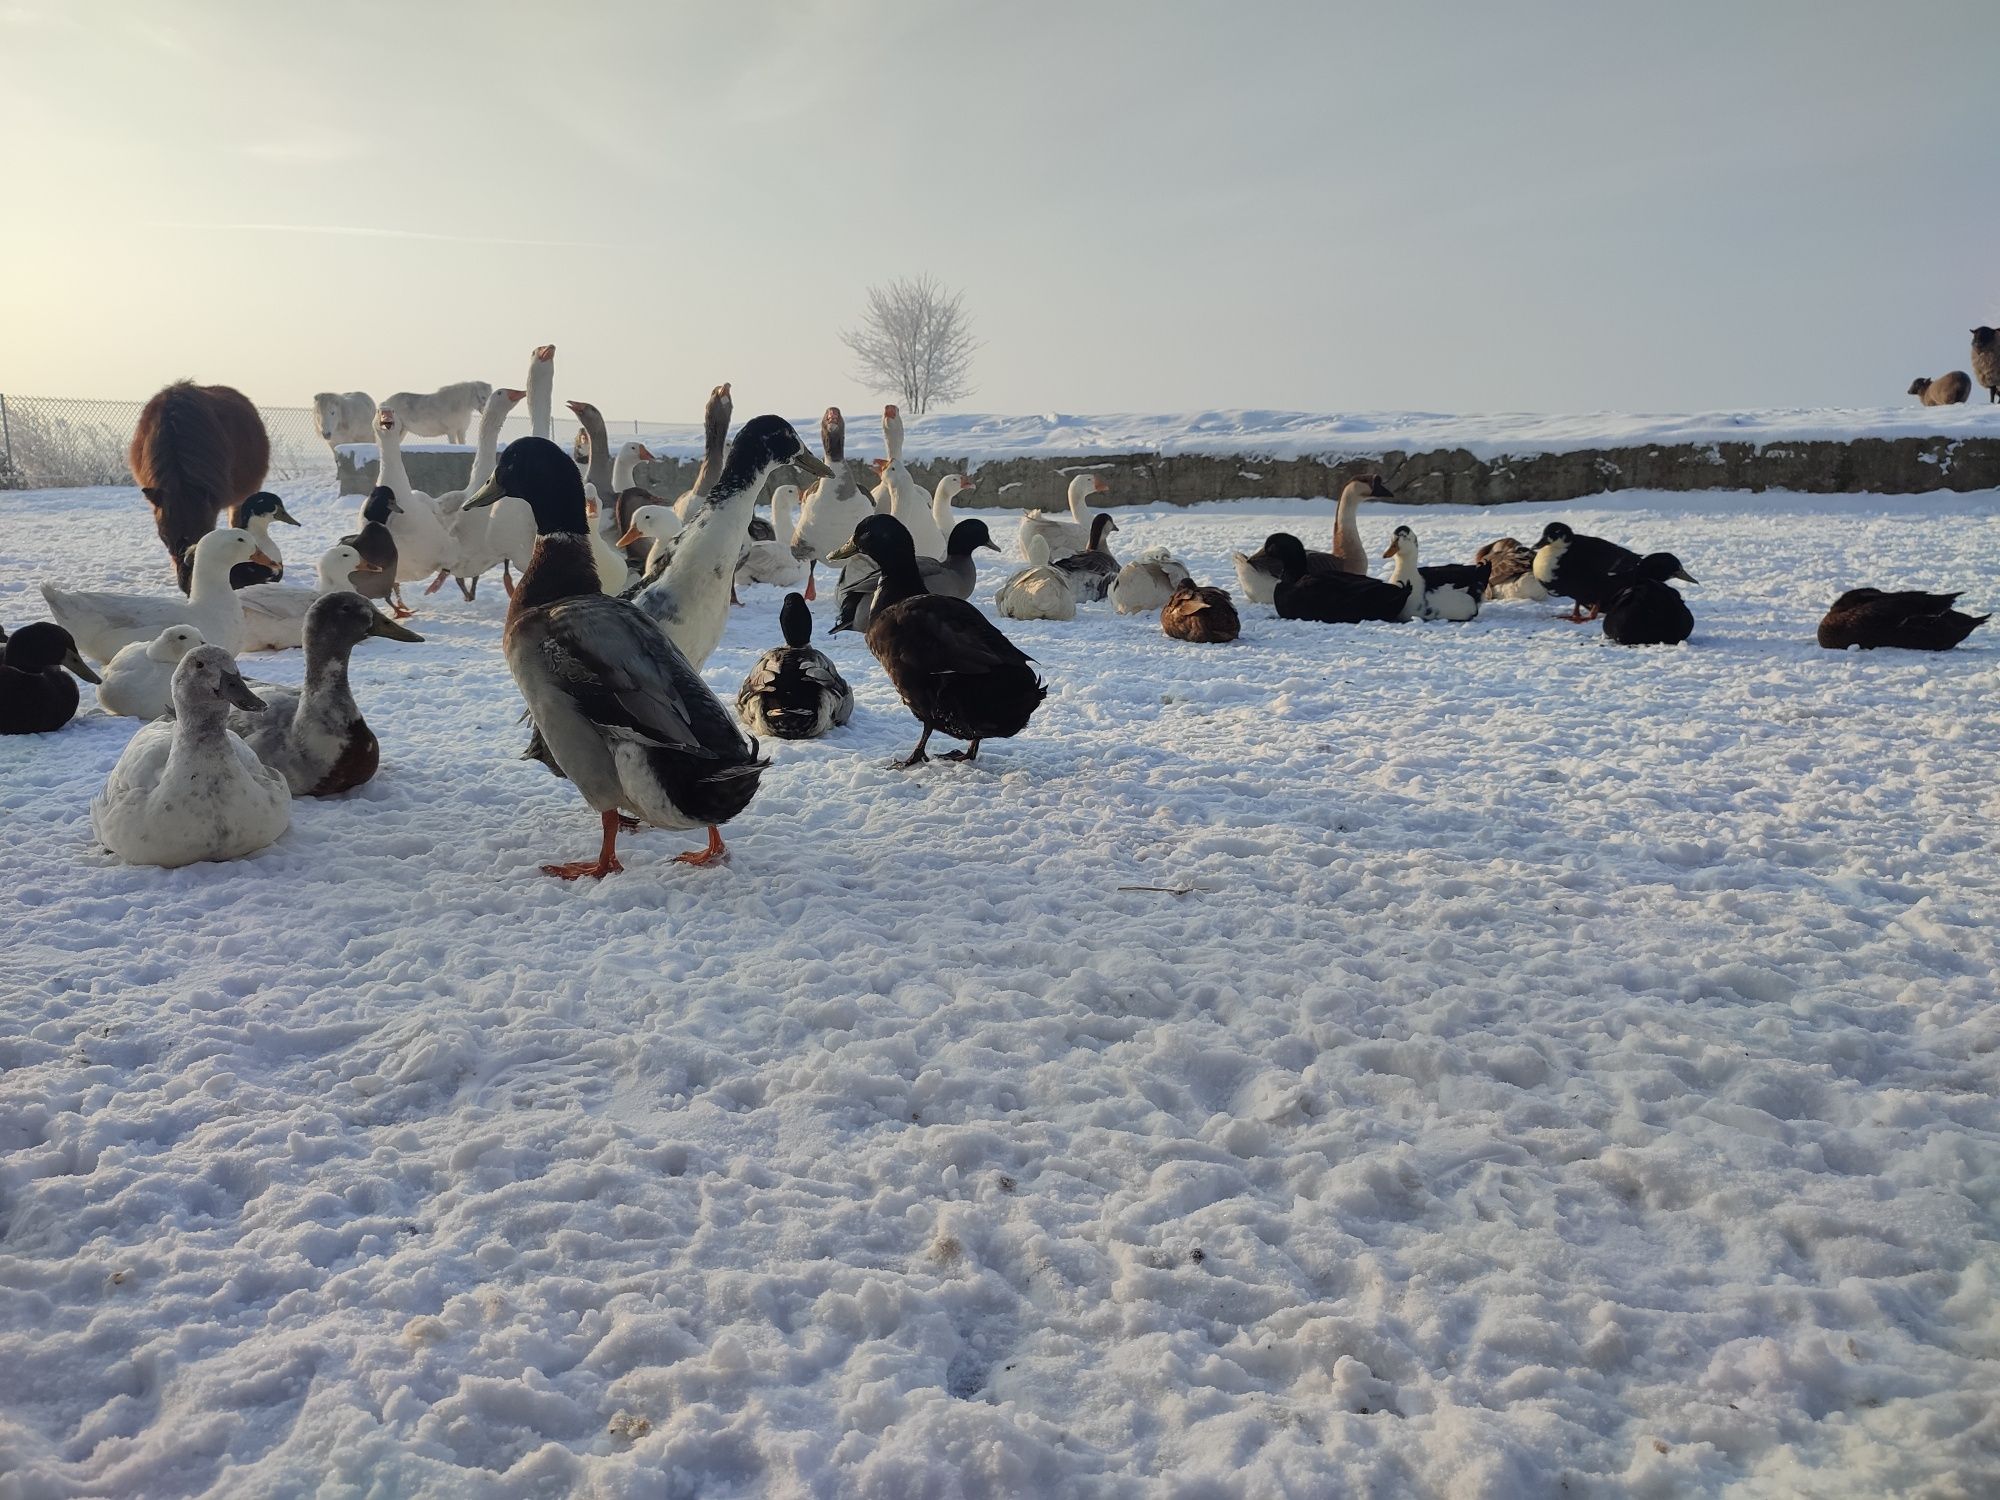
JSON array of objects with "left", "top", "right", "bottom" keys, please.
[
  {"left": 43, "top": 527, "right": 274, "bottom": 662},
  {"left": 736, "top": 592, "right": 853, "bottom": 740},
  {"left": 1263, "top": 533, "right": 1409, "bottom": 623},
  {"left": 828, "top": 514, "right": 1046, "bottom": 767},
  {"left": 791, "top": 406, "right": 876, "bottom": 600},
  {"left": 832, "top": 518, "right": 999, "bottom": 635},
  {"left": 465, "top": 436, "right": 776, "bottom": 877},
  {"left": 1532, "top": 522, "right": 1641, "bottom": 621},
  {"left": 1109, "top": 548, "right": 1193, "bottom": 613},
  {"left": 0, "top": 623, "right": 100, "bottom": 734},
  {"left": 632, "top": 415, "right": 832, "bottom": 670},
  {"left": 1161, "top": 582, "right": 1241, "bottom": 644},
  {"left": 1053, "top": 513, "right": 1122, "bottom": 601},
  {"left": 871, "top": 405, "right": 945, "bottom": 558},
  {"left": 1019, "top": 473, "right": 1109, "bottom": 563},
  {"left": 1474, "top": 538, "right": 1550, "bottom": 601},
  {"left": 1330, "top": 474, "right": 1394, "bottom": 573},
  {"left": 227, "top": 493, "right": 302, "bottom": 587},
  {"left": 1817, "top": 588, "right": 1989, "bottom": 651},
  {"left": 1383, "top": 526, "right": 1480, "bottom": 622},
  {"left": 371, "top": 407, "right": 458, "bottom": 609},
  {"left": 226, "top": 591, "right": 423, "bottom": 795},
  {"left": 342, "top": 488, "right": 404, "bottom": 613},
  {"left": 95, "top": 624, "right": 204, "bottom": 720},
  {"left": 91, "top": 646, "right": 291, "bottom": 867},
  {"left": 1601, "top": 553, "right": 1697, "bottom": 646},
  {"left": 995, "top": 532, "right": 1079, "bottom": 621}
]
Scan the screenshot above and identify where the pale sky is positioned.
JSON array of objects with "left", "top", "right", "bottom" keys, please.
[{"left": 2, "top": 0, "right": 1995, "bottom": 419}]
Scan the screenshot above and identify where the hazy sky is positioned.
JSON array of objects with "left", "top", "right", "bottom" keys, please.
[{"left": 2, "top": 1, "right": 1995, "bottom": 419}]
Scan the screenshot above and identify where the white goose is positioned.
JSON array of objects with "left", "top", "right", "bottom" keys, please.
[
  {"left": 95, "top": 624, "right": 205, "bottom": 720},
  {"left": 1019, "top": 473, "right": 1109, "bottom": 562},
  {"left": 735, "top": 484, "right": 809, "bottom": 589},
  {"left": 43, "top": 528, "right": 273, "bottom": 662},
  {"left": 433, "top": 386, "right": 528, "bottom": 600},
  {"left": 237, "top": 543, "right": 378, "bottom": 652},
  {"left": 372, "top": 407, "right": 458, "bottom": 604},
  {"left": 526, "top": 343, "right": 556, "bottom": 439},
  {"left": 871, "top": 405, "right": 946, "bottom": 558},
  {"left": 994, "top": 531, "right": 1078, "bottom": 621},
  {"left": 930, "top": 473, "right": 973, "bottom": 545},
  {"left": 91, "top": 645, "right": 291, "bottom": 868},
  {"left": 790, "top": 406, "right": 875, "bottom": 600},
  {"left": 1384, "top": 525, "right": 1480, "bottom": 622}
]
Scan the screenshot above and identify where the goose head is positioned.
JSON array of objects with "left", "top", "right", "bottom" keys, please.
[
  {"left": 612, "top": 441, "right": 655, "bottom": 492},
  {"left": 4, "top": 622, "right": 99, "bottom": 684},
  {"left": 375, "top": 407, "right": 405, "bottom": 444},
  {"left": 317, "top": 544, "right": 371, "bottom": 590},
  {"left": 144, "top": 624, "right": 205, "bottom": 665},
  {"left": 614, "top": 504, "right": 681, "bottom": 549},
  {"left": 1536, "top": 521, "right": 1573, "bottom": 550},
  {"left": 533, "top": 343, "right": 556, "bottom": 363},
  {"left": 1344, "top": 473, "right": 1395, "bottom": 504},
  {"left": 467, "top": 435, "right": 588, "bottom": 536},
  {"left": 821, "top": 407, "right": 846, "bottom": 461},
  {"left": 946, "top": 518, "right": 1000, "bottom": 558},
  {"left": 304, "top": 588, "right": 423, "bottom": 651},
  {"left": 708, "top": 414, "right": 831, "bottom": 502},
  {"left": 173, "top": 644, "right": 265, "bottom": 717},
  {"left": 881, "top": 404, "right": 905, "bottom": 460}
]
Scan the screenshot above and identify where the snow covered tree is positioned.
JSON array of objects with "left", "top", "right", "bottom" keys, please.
[{"left": 840, "top": 274, "right": 979, "bottom": 415}]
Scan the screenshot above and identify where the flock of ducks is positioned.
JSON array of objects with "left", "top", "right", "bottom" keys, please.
[{"left": 2, "top": 354, "right": 1993, "bottom": 877}]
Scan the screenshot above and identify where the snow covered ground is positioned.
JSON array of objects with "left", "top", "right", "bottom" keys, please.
[{"left": 2, "top": 480, "right": 1997, "bottom": 1497}]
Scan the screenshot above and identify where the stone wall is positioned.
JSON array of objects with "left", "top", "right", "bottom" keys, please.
[{"left": 336, "top": 434, "right": 2000, "bottom": 511}]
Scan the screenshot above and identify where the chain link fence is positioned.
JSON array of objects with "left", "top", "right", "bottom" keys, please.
[{"left": 0, "top": 395, "right": 672, "bottom": 491}]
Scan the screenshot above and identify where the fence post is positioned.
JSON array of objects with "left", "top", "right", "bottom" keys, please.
[{"left": 0, "top": 393, "right": 11, "bottom": 476}]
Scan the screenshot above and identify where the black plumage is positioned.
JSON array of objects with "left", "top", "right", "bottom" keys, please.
[
  {"left": 1533, "top": 522, "right": 1642, "bottom": 620},
  {"left": 1053, "top": 512, "right": 1121, "bottom": 600},
  {"left": 736, "top": 592, "right": 854, "bottom": 739},
  {"left": 1601, "top": 553, "right": 1697, "bottom": 646},
  {"left": 1419, "top": 561, "right": 1491, "bottom": 596},
  {"left": 1263, "top": 533, "right": 1409, "bottom": 624},
  {"left": 1817, "top": 588, "right": 1989, "bottom": 652},
  {"left": 831, "top": 514, "right": 1046, "bottom": 767},
  {"left": 0, "top": 622, "right": 100, "bottom": 734},
  {"left": 1161, "top": 582, "right": 1241, "bottom": 643},
  {"left": 341, "top": 487, "right": 401, "bottom": 607}
]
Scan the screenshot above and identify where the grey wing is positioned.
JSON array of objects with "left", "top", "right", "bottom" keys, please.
[{"left": 541, "top": 595, "right": 747, "bottom": 757}]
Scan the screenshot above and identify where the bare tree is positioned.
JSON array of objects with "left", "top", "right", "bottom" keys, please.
[{"left": 840, "top": 274, "right": 979, "bottom": 414}]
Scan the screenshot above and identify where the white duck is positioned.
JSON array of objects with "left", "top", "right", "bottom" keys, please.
[
  {"left": 1109, "top": 547, "right": 1193, "bottom": 614},
  {"left": 735, "top": 484, "right": 809, "bottom": 589},
  {"left": 583, "top": 495, "right": 633, "bottom": 594},
  {"left": 91, "top": 645, "right": 291, "bottom": 867},
  {"left": 1019, "top": 473, "right": 1109, "bottom": 563},
  {"left": 995, "top": 531, "right": 1077, "bottom": 621},
  {"left": 95, "top": 624, "right": 205, "bottom": 720},
  {"left": 615, "top": 504, "right": 684, "bottom": 582},
  {"left": 1383, "top": 525, "right": 1480, "bottom": 622},
  {"left": 372, "top": 407, "right": 458, "bottom": 603},
  {"left": 930, "top": 473, "right": 973, "bottom": 546},
  {"left": 870, "top": 405, "right": 945, "bottom": 558},
  {"left": 433, "top": 386, "right": 528, "bottom": 600},
  {"left": 43, "top": 528, "right": 273, "bottom": 662},
  {"left": 790, "top": 406, "right": 875, "bottom": 600},
  {"left": 236, "top": 544, "right": 378, "bottom": 652}
]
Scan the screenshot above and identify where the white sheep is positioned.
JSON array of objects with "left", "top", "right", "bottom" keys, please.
[
  {"left": 312, "top": 391, "right": 376, "bottom": 448},
  {"left": 376, "top": 381, "right": 494, "bottom": 444}
]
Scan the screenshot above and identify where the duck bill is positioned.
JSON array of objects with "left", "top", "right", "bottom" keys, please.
[
  {"left": 250, "top": 549, "right": 279, "bottom": 569},
  {"left": 273, "top": 504, "right": 302, "bottom": 527},
  {"left": 1380, "top": 541, "right": 1397, "bottom": 559},
  {"left": 368, "top": 610, "right": 425, "bottom": 643},
  {"left": 62, "top": 647, "right": 102, "bottom": 684},
  {"left": 222, "top": 672, "right": 265, "bottom": 712},
  {"left": 353, "top": 560, "right": 384, "bottom": 574},
  {"left": 826, "top": 538, "right": 858, "bottom": 561},
  {"left": 463, "top": 473, "right": 505, "bottom": 510},
  {"left": 614, "top": 525, "right": 644, "bottom": 548},
  {"left": 1673, "top": 567, "right": 1699, "bottom": 585},
  {"left": 792, "top": 451, "right": 833, "bottom": 480}
]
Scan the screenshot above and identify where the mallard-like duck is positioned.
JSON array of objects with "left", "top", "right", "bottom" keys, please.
[
  {"left": 91, "top": 646, "right": 290, "bottom": 867},
  {"left": 832, "top": 518, "right": 999, "bottom": 634},
  {"left": 995, "top": 532, "right": 1078, "bottom": 621},
  {"left": 1600, "top": 553, "right": 1697, "bottom": 646},
  {"left": 42, "top": 527, "right": 274, "bottom": 662},
  {"left": 828, "top": 514, "right": 1046, "bottom": 768},
  {"left": 342, "top": 488, "right": 404, "bottom": 611},
  {"left": 0, "top": 623, "right": 100, "bottom": 734},
  {"left": 1109, "top": 548, "right": 1193, "bottom": 613},
  {"left": 96, "top": 624, "right": 204, "bottom": 720},
  {"left": 1383, "top": 526, "right": 1480, "bottom": 622},
  {"left": 736, "top": 592, "right": 853, "bottom": 740},
  {"left": 465, "top": 434, "right": 776, "bottom": 878},
  {"left": 228, "top": 492, "right": 302, "bottom": 588},
  {"left": 1817, "top": 588, "right": 1989, "bottom": 652},
  {"left": 1053, "top": 512, "right": 1121, "bottom": 601},
  {"left": 1263, "top": 533, "right": 1408, "bottom": 623},
  {"left": 1161, "top": 582, "right": 1241, "bottom": 643},
  {"left": 1533, "top": 522, "right": 1641, "bottom": 621},
  {"left": 226, "top": 592, "right": 422, "bottom": 795},
  {"left": 632, "top": 414, "right": 832, "bottom": 670},
  {"left": 1474, "top": 538, "right": 1549, "bottom": 601}
]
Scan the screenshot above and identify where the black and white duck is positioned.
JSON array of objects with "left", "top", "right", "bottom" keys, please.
[
  {"left": 227, "top": 492, "right": 302, "bottom": 588},
  {"left": 1817, "top": 588, "right": 1989, "bottom": 652},
  {"left": 736, "top": 592, "right": 853, "bottom": 740},
  {"left": 827, "top": 514, "right": 1047, "bottom": 768},
  {"left": 1532, "top": 522, "right": 1641, "bottom": 621},
  {"left": 1263, "top": 533, "right": 1409, "bottom": 624},
  {"left": 465, "top": 435, "right": 770, "bottom": 878},
  {"left": 1601, "top": 553, "right": 1697, "bottom": 646}
]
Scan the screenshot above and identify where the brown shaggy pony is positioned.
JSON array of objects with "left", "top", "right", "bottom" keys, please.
[{"left": 129, "top": 382, "right": 271, "bottom": 592}]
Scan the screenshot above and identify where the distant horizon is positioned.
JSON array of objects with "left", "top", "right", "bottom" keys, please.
[{"left": 4, "top": 1, "right": 1997, "bottom": 417}]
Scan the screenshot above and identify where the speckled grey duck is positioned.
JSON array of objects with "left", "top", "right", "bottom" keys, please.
[
  {"left": 466, "top": 436, "right": 769, "bottom": 878},
  {"left": 736, "top": 592, "right": 853, "bottom": 740}
]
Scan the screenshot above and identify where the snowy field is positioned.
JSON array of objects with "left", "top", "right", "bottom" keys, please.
[{"left": 2, "top": 480, "right": 1998, "bottom": 1497}]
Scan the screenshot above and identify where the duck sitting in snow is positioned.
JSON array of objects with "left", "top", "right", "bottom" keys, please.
[
  {"left": 96, "top": 624, "right": 205, "bottom": 720},
  {"left": 91, "top": 645, "right": 291, "bottom": 867},
  {"left": 1533, "top": 522, "right": 1641, "bottom": 622},
  {"left": 995, "top": 532, "right": 1078, "bottom": 621},
  {"left": 0, "top": 623, "right": 100, "bottom": 734},
  {"left": 226, "top": 591, "right": 423, "bottom": 795},
  {"left": 1382, "top": 526, "right": 1479, "bottom": 622},
  {"left": 736, "top": 592, "right": 853, "bottom": 740},
  {"left": 1109, "top": 548, "right": 1193, "bottom": 613},
  {"left": 1263, "top": 533, "right": 1408, "bottom": 624},
  {"left": 43, "top": 527, "right": 274, "bottom": 661},
  {"left": 1160, "top": 582, "right": 1241, "bottom": 643},
  {"left": 464, "top": 434, "right": 777, "bottom": 878},
  {"left": 1052, "top": 513, "right": 1121, "bottom": 601},
  {"left": 1816, "top": 587, "right": 1989, "bottom": 652},
  {"left": 1474, "top": 538, "right": 1549, "bottom": 601},
  {"left": 1601, "top": 553, "right": 1698, "bottom": 646}
]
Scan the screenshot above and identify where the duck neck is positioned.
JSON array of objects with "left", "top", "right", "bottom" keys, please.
[
  {"left": 301, "top": 638, "right": 357, "bottom": 724},
  {"left": 932, "top": 486, "right": 958, "bottom": 535},
  {"left": 189, "top": 547, "right": 238, "bottom": 604},
  {"left": 1069, "top": 483, "right": 1095, "bottom": 524},
  {"left": 611, "top": 444, "right": 642, "bottom": 494},
  {"left": 377, "top": 425, "right": 412, "bottom": 504},
  {"left": 169, "top": 701, "right": 232, "bottom": 759},
  {"left": 512, "top": 533, "right": 602, "bottom": 617},
  {"left": 772, "top": 487, "right": 795, "bottom": 538},
  {"left": 316, "top": 557, "right": 349, "bottom": 593},
  {"left": 872, "top": 552, "right": 928, "bottom": 611}
]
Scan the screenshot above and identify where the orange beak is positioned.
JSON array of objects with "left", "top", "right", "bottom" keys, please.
[
  {"left": 534, "top": 344, "right": 555, "bottom": 360},
  {"left": 501, "top": 388, "right": 526, "bottom": 400},
  {"left": 614, "top": 525, "right": 643, "bottom": 548},
  {"left": 1093, "top": 477, "right": 1110, "bottom": 493},
  {"left": 873, "top": 458, "right": 889, "bottom": 474},
  {"left": 354, "top": 560, "right": 383, "bottom": 573},
  {"left": 637, "top": 445, "right": 655, "bottom": 460},
  {"left": 251, "top": 549, "right": 278, "bottom": 569},
  {"left": 884, "top": 404, "right": 899, "bottom": 419},
  {"left": 1380, "top": 541, "right": 1397, "bottom": 559}
]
